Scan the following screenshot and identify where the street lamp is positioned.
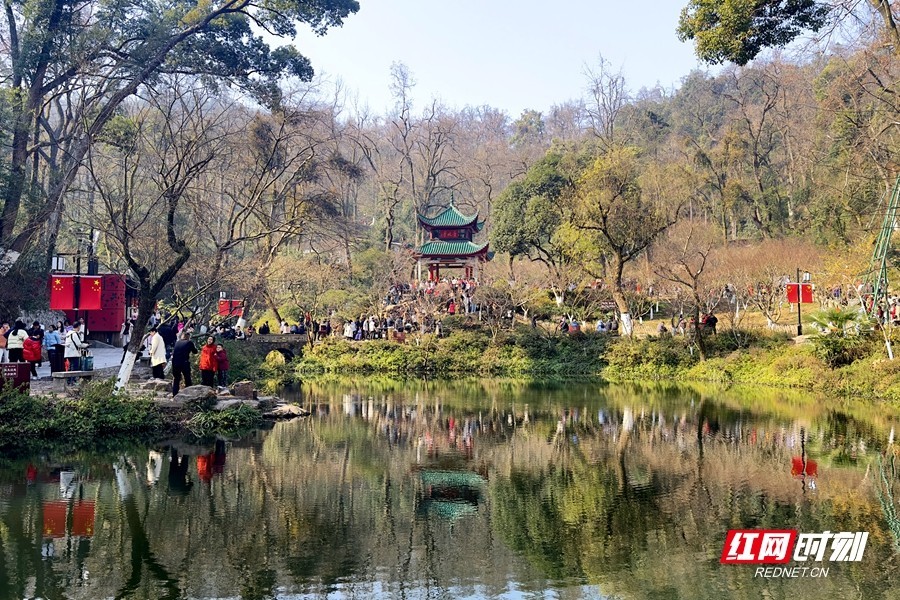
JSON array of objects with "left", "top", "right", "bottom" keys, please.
[{"left": 796, "top": 268, "right": 811, "bottom": 336}]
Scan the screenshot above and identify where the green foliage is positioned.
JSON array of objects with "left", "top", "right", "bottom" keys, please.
[
  {"left": 491, "top": 151, "right": 575, "bottom": 258},
  {"left": 603, "top": 336, "right": 695, "bottom": 379},
  {"left": 0, "top": 379, "right": 163, "bottom": 448},
  {"left": 809, "top": 308, "right": 875, "bottom": 368},
  {"left": 220, "top": 340, "right": 263, "bottom": 383},
  {"left": 297, "top": 327, "right": 608, "bottom": 376},
  {"left": 186, "top": 404, "right": 262, "bottom": 438},
  {"left": 677, "top": 0, "right": 829, "bottom": 65}
]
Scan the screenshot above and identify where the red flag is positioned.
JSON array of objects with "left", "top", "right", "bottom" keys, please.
[
  {"left": 787, "top": 283, "right": 814, "bottom": 304},
  {"left": 49, "top": 276, "right": 75, "bottom": 310},
  {"left": 79, "top": 276, "right": 102, "bottom": 310},
  {"left": 217, "top": 299, "right": 243, "bottom": 317},
  {"left": 800, "top": 283, "right": 813, "bottom": 304}
]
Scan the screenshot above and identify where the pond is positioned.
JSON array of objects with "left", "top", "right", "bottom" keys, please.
[{"left": 0, "top": 378, "right": 898, "bottom": 599}]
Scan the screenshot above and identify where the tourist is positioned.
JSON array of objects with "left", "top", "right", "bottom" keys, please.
[
  {"left": 29, "top": 321, "right": 44, "bottom": 344},
  {"left": 448, "top": 299, "right": 456, "bottom": 315},
  {"left": 23, "top": 331, "right": 42, "bottom": 378},
  {"left": 215, "top": 343, "right": 230, "bottom": 389},
  {"left": 120, "top": 319, "right": 132, "bottom": 363},
  {"left": 0, "top": 321, "right": 8, "bottom": 363},
  {"left": 159, "top": 320, "right": 177, "bottom": 360},
  {"left": 280, "top": 320, "right": 290, "bottom": 334},
  {"left": 234, "top": 326, "right": 246, "bottom": 340},
  {"left": 657, "top": 322, "right": 668, "bottom": 336},
  {"left": 148, "top": 326, "right": 167, "bottom": 380},
  {"left": 258, "top": 321, "right": 270, "bottom": 335},
  {"left": 596, "top": 319, "right": 607, "bottom": 333},
  {"left": 63, "top": 322, "right": 88, "bottom": 380},
  {"left": 6, "top": 320, "right": 28, "bottom": 362},
  {"left": 706, "top": 313, "right": 718, "bottom": 335},
  {"left": 171, "top": 331, "right": 198, "bottom": 396},
  {"left": 199, "top": 336, "right": 218, "bottom": 387},
  {"left": 43, "top": 325, "right": 61, "bottom": 371}
]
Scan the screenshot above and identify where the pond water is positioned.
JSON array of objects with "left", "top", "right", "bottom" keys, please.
[{"left": 0, "top": 379, "right": 898, "bottom": 599}]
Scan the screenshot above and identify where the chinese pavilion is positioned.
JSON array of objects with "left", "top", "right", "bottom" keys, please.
[{"left": 415, "top": 203, "right": 491, "bottom": 281}]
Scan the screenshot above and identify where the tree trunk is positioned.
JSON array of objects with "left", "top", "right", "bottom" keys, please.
[
  {"left": 610, "top": 253, "right": 633, "bottom": 336},
  {"left": 115, "top": 291, "right": 157, "bottom": 392},
  {"left": 692, "top": 296, "right": 707, "bottom": 361}
]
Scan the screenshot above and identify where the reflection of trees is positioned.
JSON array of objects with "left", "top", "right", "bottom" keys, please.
[{"left": 0, "top": 381, "right": 894, "bottom": 599}]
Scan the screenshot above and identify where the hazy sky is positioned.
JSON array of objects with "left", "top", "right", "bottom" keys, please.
[{"left": 295, "top": 0, "right": 707, "bottom": 117}]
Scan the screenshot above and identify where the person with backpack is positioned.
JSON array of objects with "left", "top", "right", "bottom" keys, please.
[{"left": 63, "top": 322, "right": 88, "bottom": 381}]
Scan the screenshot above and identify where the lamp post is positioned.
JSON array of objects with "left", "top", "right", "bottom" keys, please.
[{"left": 796, "top": 268, "right": 811, "bottom": 336}]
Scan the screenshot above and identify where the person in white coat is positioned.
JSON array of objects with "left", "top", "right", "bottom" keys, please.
[
  {"left": 148, "top": 327, "right": 167, "bottom": 379},
  {"left": 63, "top": 322, "right": 88, "bottom": 383}
]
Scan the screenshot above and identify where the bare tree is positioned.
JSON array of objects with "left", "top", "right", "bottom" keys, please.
[
  {"left": 653, "top": 222, "right": 720, "bottom": 360},
  {"left": 81, "top": 78, "right": 232, "bottom": 389},
  {"left": 584, "top": 55, "right": 631, "bottom": 147}
]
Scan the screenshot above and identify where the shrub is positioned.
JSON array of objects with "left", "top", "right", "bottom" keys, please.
[
  {"left": 186, "top": 403, "right": 261, "bottom": 437},
  {"left": 808, "top": 308, "right": 875, "bottom": 368}
]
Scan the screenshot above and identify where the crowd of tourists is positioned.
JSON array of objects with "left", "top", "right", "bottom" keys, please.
[
  {"left": 0, "top": 318, "right": 90, "bottom": 380},
  {"left": 655, "top": 313, "right": 718, "bottom": 337},
  {"left": 141, "top": 327, "right": 230, "bottom": 397}
]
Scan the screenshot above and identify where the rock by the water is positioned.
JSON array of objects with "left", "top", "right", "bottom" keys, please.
[
  {"left": 173, "top": 385, "right": 217, "bottom": 410},
  {"left": 256, "top": 396, "right": 279, "bottom": 410},
  {"left": 142, "top": 378, "right": 171, "bottom": 392},
  {"left": 214, "top": 399, "right": 260, "bottom": 411},
  {"left": 231, "top": 381, "right": 255, "bottom": 398},
  {"left": 263, "top": 404, "right": 310, "bottom": 419}
]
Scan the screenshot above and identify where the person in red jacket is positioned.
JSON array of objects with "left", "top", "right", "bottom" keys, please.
[
  {"left": 23, "top": 332, "right": 42, "bottom": 378},
  {"left": 215, "top": 343, "right": 230, "bottom": 389},
  {"left": 198, "top": 336, "right": 218, "bottom": 387}
]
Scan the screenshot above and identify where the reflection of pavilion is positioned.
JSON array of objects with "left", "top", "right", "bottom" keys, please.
[{"left": 415, "top": 469, "right": 486, "bottom": 522}]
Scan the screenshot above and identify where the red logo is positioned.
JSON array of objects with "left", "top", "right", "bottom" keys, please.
[{"left": 721, "top": 529, "right": 797, "bottom": 564}]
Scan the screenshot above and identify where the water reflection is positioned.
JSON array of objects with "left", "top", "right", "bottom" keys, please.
[{"left": 0, "top": 380, "right": 897, "bottom": 599}]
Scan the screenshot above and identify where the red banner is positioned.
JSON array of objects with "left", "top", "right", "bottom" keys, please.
[
  {"left": 217, "top": 299, "right": 244, "bottom": 317},
  {"left": 79, "top": 276, "right": 102, "bottom": 310},
  {"left": 49, "top": 276, "right": 75, "bottom": 310},
  {"left": 71, "top": 501, "right": 95, "bottom": 537},
  {"left": 43, "top": 501, "right": 68, "bottom": 538},
  {"left": 786, "top": 283, "right": 814, "bottom": 304}
]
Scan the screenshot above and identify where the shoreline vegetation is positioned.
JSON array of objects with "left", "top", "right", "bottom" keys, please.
[
  {"left": 290, "top": 322, "right": 900, "bottom": 403},
  {"left": 4, "top": 318, "right": 899, "bottom": 451}
]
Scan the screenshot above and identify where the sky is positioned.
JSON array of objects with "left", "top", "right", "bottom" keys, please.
[{"left": 294, "top": 0, "right": 707, "bottom": 117}]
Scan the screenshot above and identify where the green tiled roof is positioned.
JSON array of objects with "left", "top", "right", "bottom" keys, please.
[
  {"left": 417, "top": 240, "right": 489, "bottom": 256},
  {"left": 418, "top": 204, "right": 479, "bottom": 228}
]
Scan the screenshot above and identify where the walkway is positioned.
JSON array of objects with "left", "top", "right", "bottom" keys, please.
[{"left": 34, "top": 348, "right": 124, "bottom": 379}]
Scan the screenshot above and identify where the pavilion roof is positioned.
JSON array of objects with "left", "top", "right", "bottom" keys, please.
[
  {"left": 416, "top": 240, "right": 489, "bottom": 257},
  {"left": 417, "top": 204, "right": 480, "bottom": 229}
]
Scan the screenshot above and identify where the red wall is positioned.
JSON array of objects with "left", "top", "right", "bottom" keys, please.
[{"left": 64, "top": 274, "right": 126, "bottom": 332}]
